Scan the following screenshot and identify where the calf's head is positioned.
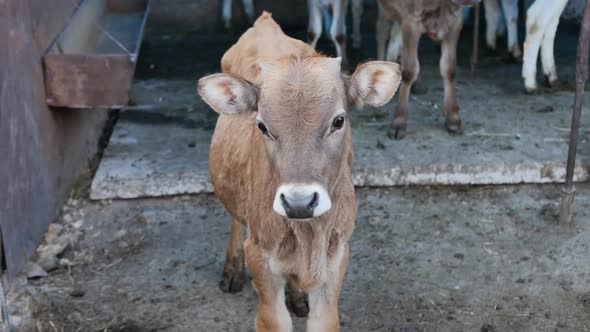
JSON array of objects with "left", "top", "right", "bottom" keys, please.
[{"left": 199, "top": 57, "right": 400, "bottom": 219}]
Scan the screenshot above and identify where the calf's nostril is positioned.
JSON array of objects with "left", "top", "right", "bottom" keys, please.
[
  {"left": 280, "top": 193, "right": 289, "bottom": 209},
  {"left": 308, "top": 192, "right": 319, "bottom": 211}
]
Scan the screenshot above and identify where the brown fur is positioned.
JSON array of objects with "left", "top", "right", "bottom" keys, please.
[
  {"left": 200, "top": 12, "right": 400, "bottom": 331},
  {"left": 378, "top": 0, "right": 473, "bottom": 138},
  {"left": 212, "top": 12, "right": 354, "bottom": 332}
]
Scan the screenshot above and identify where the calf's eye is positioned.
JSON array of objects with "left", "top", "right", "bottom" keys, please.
[
  {"left": 257, "top": 121, "right": 269, "bottom": 136},
  {"left": 332, "top": 115, "right": 345, "bottom": 130}
]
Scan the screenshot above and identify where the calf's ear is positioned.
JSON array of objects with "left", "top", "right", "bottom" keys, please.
[
  {"left": 198, "top": 74, "right": 259, "bottom": 115},
  {"left": 346, "top": 61, "right": 401, "bottom": 109}
]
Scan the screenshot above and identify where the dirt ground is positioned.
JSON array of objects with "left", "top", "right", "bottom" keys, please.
[
  {"left": 7, "top": 184, "right": 590, "bottom": 332},
  {"left": 6, "top": 5, "right": 590, "bottom": 332}
]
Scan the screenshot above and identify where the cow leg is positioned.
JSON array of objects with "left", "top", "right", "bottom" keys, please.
[
  {"left": 500, "top": 0, "right": 521, "bottom": 60},
  {"left": 246, "top": 244, "right": 292, "bottom": 332},
  {"left": 483, "top": 0, "right": 500, "bottom": 52},
  {"left": 307, "top": 0, "right": 322, "bottom": 50},
  {"left": 242, "top": 0, "right": 256, "bottom": 24},
  {"left": 540, "top": 4, "right": 567, "bottom": 89},
  {"left": 286, "top": 278, "right": 309, "bottom": 317},
  {"left": 376, "top": 7, "right": 391, "bottom": 61},
  {"left": 351, "top": 0, "right": 363, "bottom": 49},
  {"left": 391, "top": 23, "right": 421, "bottom": 139},
  {"left": 330, "top": 0, "right": 349, "bottom": 66},
  {"left": 219, "top": 218, "right": 246, "bottom": 293},
  {"left": 222, "top": 0, "right": 233, "bottom": 29},
  {"left": 496, "top": 5, "right": 506, "bottom": 36},
  {"left": 306, "top": 245, "right": 349, "bottom": 332},
  {"left": 386, "top": 22, "right": 403, "bottom": 62},
  {"left": 522, "top": 1, "right": 544, "bottom": 93},
  {"left": 440, "top": 21, "right": 462, "bottom": 134}
]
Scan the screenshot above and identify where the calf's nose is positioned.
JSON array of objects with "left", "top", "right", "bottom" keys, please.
[
  {"left": 273, "top": 184, "right": 332, "bottom": 220},
  {"left": 280, "top": 192, "right": 318, "bottom": 219}
]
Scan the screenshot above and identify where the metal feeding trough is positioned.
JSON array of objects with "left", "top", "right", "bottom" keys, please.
[{"left": 43, "top": 0, "right": 151, "bottom": 108}]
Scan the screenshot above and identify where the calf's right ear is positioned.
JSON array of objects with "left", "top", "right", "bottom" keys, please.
[{"left": 198, "top": 74, "right": 259, "bottom": 115}]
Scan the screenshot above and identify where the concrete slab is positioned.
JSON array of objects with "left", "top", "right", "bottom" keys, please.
[
  {"left": 90, "top": 77, "right": 590, "bottom": 199},
  {"left": 90, "top": 23, "right": 590, "bottom": 199}
]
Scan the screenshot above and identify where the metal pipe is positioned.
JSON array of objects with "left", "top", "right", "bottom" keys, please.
[{"left": 559, "top": 0, "right": 590, "bottom": 224}]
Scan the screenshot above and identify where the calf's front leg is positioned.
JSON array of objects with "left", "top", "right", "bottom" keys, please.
[
  {"left": 330, "top": 0, "right": 349, "bottom": 66},
  {"left": 307, "top": 0, "right": 323, "bottom": 50},
  {"left": 246, "top": 242, "right": 292, "bottom": 332},
  {"left": 440, "top": 21, "right": 462, "bottom": 134},
  {"left": 500, "top": 0, "right": 521, "bottom": 60},
  {"left": 386, "top": 22, "right": 402, "bottom": 62},
  {"left": 220, "top": 218, "right": 246, "bottom": 293},
  {"left": 483, "top": 0, "right": 500, "bottom": 52},
  {"left": 376, "top": 9, "right": 391, "bottom": 61},
  {"left": 222, "top": 0, "right": 233, "bottom": 29},
  {"left": 351, "top": 0, "right": 363, "bottom": 49},
  {"left": 540, "top": 14, "right": 560, "bottom": 88},
  {"left": 391, "top": 22, "right": 421, "bottom": 139},
  {"left": 306, "top": 244, "right": 349, "bottom": 332}
]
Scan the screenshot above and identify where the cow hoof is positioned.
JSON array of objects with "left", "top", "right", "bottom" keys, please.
[
  {"left": 286, "top": 291, "right": 309, "bottom": 318},
  {"left": 502, "top": 54, "right": 521, "bottom": 64},
  {"left": 219, "top": 269, "right": 245, "bottom": 293},
  {"left": 389, "top": 118, "right": 407, "bottom": 140},
  {"left": 445, "top": 121, "right": 462, "bottom": 135},
  {"left": 388, "top": 127, "right": 406, "bottom": 140},
  {"left": 485, "top": 46, "right": 497, "bottom": 56},
  {"left": 543, "top": 76, "right": 561, "bottom": 90},
  {"left": 524, "top": 86, "right": 539, "bottom": 95}
]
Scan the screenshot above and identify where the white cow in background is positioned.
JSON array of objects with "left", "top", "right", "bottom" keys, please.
[
  {"left": 483, "top": 0, "right": 521, "bottom": 59},
  {"left": 223, "top": 0, "right": 365, "bottom": 63},
  {"left": 382, "top": 0, "right": 570, "bottom": 93},
  {"left": 480, "top": 0, "right": 569, "bottom": 92},
  {"left": 522, "top": 0, "right": 569, "bottom": 93},
  {"left": 307, "top": 0, "right": 350, "bottom": 64}
]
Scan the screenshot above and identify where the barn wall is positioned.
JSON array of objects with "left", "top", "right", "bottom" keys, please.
[{"left": 0, "top": 0, "right": 109, "bottom": 279}]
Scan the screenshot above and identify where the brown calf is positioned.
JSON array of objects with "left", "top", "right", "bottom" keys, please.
[
  {"left": 198, "top": 12, "right": 401, "bottom": 332},
  {"left": 377, "top": 0, "right": 479, "bottom": 139}
]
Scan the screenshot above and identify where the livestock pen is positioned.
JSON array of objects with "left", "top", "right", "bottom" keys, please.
[{"left": 1, "top": 0, "right": 590, "bottom": 331}]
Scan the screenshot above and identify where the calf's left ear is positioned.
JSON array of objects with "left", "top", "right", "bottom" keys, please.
[
  {"left": 346, "top": 61, "right": 401, "bottom": 109},
  {"left": 198, "top": 73, "right": 259, "bottom": 115}
]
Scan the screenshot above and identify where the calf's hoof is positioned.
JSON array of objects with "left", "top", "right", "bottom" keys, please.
[
  {"left": 388, "top": 125, "right": 407, "bottom": 140},
  {"left": 543, "top": 76, "right": 561, "bottom": 90},
  {"left": 445, "top": 119, "right": 462, "bottom": 135},
  {"left": 502, "top": 54, "right": 521, "bottom": 64},
  {"left": 485, "top": 46, "right": 497, "bottom": 56},
  {"left": 219, "top": 269, "right": 245, "bottom": 293},
  {"left": 524, "top": 85, "right": 539, "bottom": 95},
  {"left": 286, "top": 290, "right": 309, "bottom": 318}
]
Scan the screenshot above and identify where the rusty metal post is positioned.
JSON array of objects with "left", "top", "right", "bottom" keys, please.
[
  {"left": 559, "top": 0, "right": 590, "bottom": 224},
  {"left": 470, "top": 2, "right": 481, "bottom": 75}
]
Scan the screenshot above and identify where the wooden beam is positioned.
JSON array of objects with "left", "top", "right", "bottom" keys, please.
[{"left": 44, "top": 54, "right": 134, "bottom": 108}]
